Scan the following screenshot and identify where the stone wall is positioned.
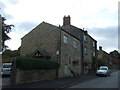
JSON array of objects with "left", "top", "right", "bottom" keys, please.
[
  {"left": 58, "top": 30, "right": 82, "bottom": 77},
  {"left": 11, "top": 69, "right": 57, "bottom": 85},
  {"left": 20, "top": 22, "right": 60, "bottom": 62}
]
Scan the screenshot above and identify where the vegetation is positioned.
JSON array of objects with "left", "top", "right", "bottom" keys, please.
[
  {"left": 2, "top": 17, "right": 14, "bottom": 51},
  {"left": 2, "top": 48, "right": 20, "bottom": 59},
  {"left": 16, "top": 56, "right": 60, "bottom": 70}
]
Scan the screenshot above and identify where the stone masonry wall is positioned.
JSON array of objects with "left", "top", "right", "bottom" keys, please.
[
  {"left": 20, "top": 22, "right": 60, "bottom": 62},
  {"left": 11, "top": 69, "right": 57, "bottom": 85},
  {"left": 58, "top": 30, "right": 82, "bottom": 78}
]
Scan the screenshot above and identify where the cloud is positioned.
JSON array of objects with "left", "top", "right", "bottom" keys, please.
[
  {"left": 5, "top": 32, "right": 23, "bottom": 50},
  {"left": 15, "top": 21, "right": 38, "bottom": 33},
  {"left": 1, "top": 0, "right": 118, "bottom": 53},
  {"left": 88, "top": 26, "right": 118, "bottom": 53},
  {"left": 0, "top": 1, "right": 14, "bottom": 22}
]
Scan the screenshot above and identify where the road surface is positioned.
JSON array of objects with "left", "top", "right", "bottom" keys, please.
[{"left": 68, "top": 71, "right": 119, "bottom": 88}]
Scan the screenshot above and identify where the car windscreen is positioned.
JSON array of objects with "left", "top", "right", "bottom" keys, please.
[
  {"left": 3, "top": 65, "right": 11, "bottom": 68},
  {"left": 99, "top": 67, "right": 107, "bottom": 70}
]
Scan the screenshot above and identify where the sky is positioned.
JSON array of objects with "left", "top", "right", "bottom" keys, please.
[{"left": 0, "top": 0, "right": 119, "bottom": 53}]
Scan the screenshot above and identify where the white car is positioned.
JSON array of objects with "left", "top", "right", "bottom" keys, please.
[
  {"left": 96, "top": 66, "right": 111, "bottom": 76},
  {"left": 1, "top": 63, "right": 12, "bottom": 76}
]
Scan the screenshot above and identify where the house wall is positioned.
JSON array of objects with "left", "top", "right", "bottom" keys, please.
[
  {"left": 58, "top": 30, "right": 82, "bottom": 77},
  {"left": 98, "top": 46, "right": 110, "bottom": 66},
  {"left": 20, "top": 22, "right": 82, "bottom": 78},
  {"left": 11, "top": 69, "right": 57, "bottom": 84},
  {"left": 84, "top": 34, "right": 97, "bottom": 72},
  {"left": 20, "top": 22, "right": 60, "bottom": 62},
  {"left": 83, "top": 32, "right": 97, "bottom": 73},
  {"left": 62, "top": 25, "right": 97, "bottom": 74}
]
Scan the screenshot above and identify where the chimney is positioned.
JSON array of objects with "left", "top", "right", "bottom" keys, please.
[
  {"left": 99, "top": 46, "right": 102, "bottom": 50},
  {"left": 63, "top": 15, "right": 71, "bottom": 26}
]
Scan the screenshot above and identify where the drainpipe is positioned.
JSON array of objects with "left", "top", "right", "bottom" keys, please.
[{"left": 56, "top": 26, "right": 62, "bottom": 78}]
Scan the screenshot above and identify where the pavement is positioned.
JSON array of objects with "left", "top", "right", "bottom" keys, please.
[
  {"left": 2, "top": 72, "right": 98, "bottom": 89},
  {"left": 2, "top": 70, "right": 118, "bottom": 89}
]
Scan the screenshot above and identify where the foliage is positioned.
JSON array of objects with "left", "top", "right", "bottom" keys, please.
[
  {"left": 16, "top": 56, "right": 60, "bottom": 70},
  {"left": 2, "top": 49, "right": 20, "bottom": 58},
  {"left": 2, "top": 17, "right": 14, "bottom": 51}
]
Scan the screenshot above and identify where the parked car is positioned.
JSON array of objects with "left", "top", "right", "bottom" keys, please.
[
  {"left": 1, "top": 63, "right": 12, "bottom": 76},
  {"left": 96, "top": 66, "right": 111, "bottom": 76}
]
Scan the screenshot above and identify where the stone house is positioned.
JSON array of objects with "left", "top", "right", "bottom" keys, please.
[
  {"left": 20, "top": 16, "right": 97, "bottom": 77},
  {"left": 62, "top": 16, "right": 97, "bottom": 74},
  {"left": 98, "top": 46, "right": 111, "bottom": 67},
  {"left": 20, "top": 21, "right": 82, "bottom": 78}
]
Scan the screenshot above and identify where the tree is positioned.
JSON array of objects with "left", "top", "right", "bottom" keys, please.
[
  {"left": 2, "top": 16, "right": 14, "bottom": 51},
  {"left": 2, "top": 49, "right": 20, "bottom": 59}
]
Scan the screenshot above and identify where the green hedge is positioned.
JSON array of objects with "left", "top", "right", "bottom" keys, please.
[{"left": 16, "top": 56, "right": 60, "bottom": 70}]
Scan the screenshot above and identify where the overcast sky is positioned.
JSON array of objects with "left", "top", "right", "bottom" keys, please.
[{"left": 0, "top": 0, "right": 119, "bottom": 53}]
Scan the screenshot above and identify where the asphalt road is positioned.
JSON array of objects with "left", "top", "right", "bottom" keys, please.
[{"left": 67, "top": 71, "right": 119, "bottom": 88}]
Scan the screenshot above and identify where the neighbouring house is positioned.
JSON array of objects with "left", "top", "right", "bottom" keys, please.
[
  {"left": 109, "top": 50, "right": 120, "bottom": 67},
  {"left": 111, "top": 57, "right": 120, "bottom": 65},
  {"left": 98, "top": 46, "right": 111, "bottom": 67},
  {"left": 20, "top": 16, "right": 97, "bottom": 78}
]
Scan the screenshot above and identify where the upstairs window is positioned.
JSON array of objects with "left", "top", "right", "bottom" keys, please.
[
  {"left": 63, "top": 35, "right": 68, "bottom": 44},
  {"left": 73, "top": 40, "right": 77, "bottom": 48},
  {"left": 93, "top": 41, "right": 95, "bottom": 47},
  {"left": 84, "top": 34, "right": 87, "bottom": 41},
  {"left": 84, "top": 47, "right": 87, "bottom": 55},
  {"left": 93, "top": 52, "right": 96, "bottom": 56}
]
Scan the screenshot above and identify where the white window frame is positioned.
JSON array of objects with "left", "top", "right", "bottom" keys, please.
[
  {"left": 84, "top": 34, "right": 87, "bottom": 41},
  {"left": 63, "top": 35, "right": 68, "bottom": 44},
  {"left": 93, "top": 52, "right": 96, "bottom": 56},
  {"left": 93, "top": 41, "right": 95, "bottom": 47},
  {"left": 73, "top": 40, "right": 77, "bottom": 48},
  {"left": 84, "top": 47, "right": 87, "bottom": 55}
]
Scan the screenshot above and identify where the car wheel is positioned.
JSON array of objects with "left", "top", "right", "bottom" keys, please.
[{"left": 106, "top": 73, "right": 109, "bottom": 77}]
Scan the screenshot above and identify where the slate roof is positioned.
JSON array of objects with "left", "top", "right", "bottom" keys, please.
[{"left": 62, "top": 25, "right": 97, "bottom": 42}]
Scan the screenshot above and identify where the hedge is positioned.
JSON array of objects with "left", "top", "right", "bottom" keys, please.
[{"left": 16, "top": 56, "right": 60, "bottom": 70}]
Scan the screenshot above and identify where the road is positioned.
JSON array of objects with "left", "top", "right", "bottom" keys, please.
[{"left": 67, "top": 71, "right": 119, "bottom": 88}]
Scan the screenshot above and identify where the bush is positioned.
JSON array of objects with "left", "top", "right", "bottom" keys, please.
[{"left": 16, "top": 56, "right": 60, "bottom": 70}]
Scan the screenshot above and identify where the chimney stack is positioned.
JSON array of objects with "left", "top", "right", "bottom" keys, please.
[
  {"left": 63, "top": 15, "right": 71, "bottom": 26},
  {"left": 99, "top": 46, "right": 102, "bottom": 50}
]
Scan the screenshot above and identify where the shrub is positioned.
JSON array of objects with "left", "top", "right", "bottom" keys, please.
[{"left": 16, "top": 56, "right": 60, "bottom": 70}]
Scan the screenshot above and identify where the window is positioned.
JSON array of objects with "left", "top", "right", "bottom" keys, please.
[
  {"left": 73, "top": 40, "right": 77, "bottom": 48},
  {"left": 63, "top": 35, "right": 68, "bottom": 44},
  {"left": 93, "top": 41, "right": 95, "bottom": 47},
  {"left": 69, "top": 56, "right": 72, "bottom": 65},
  {"left": 84, "top": 47, "right": 87, "bottom": 55},
  {"left": 84, "top": 34, "right": 87, "bottom": 41},
  {"left": 93, "top": 52, "right": 95, "bottom": 56}
]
